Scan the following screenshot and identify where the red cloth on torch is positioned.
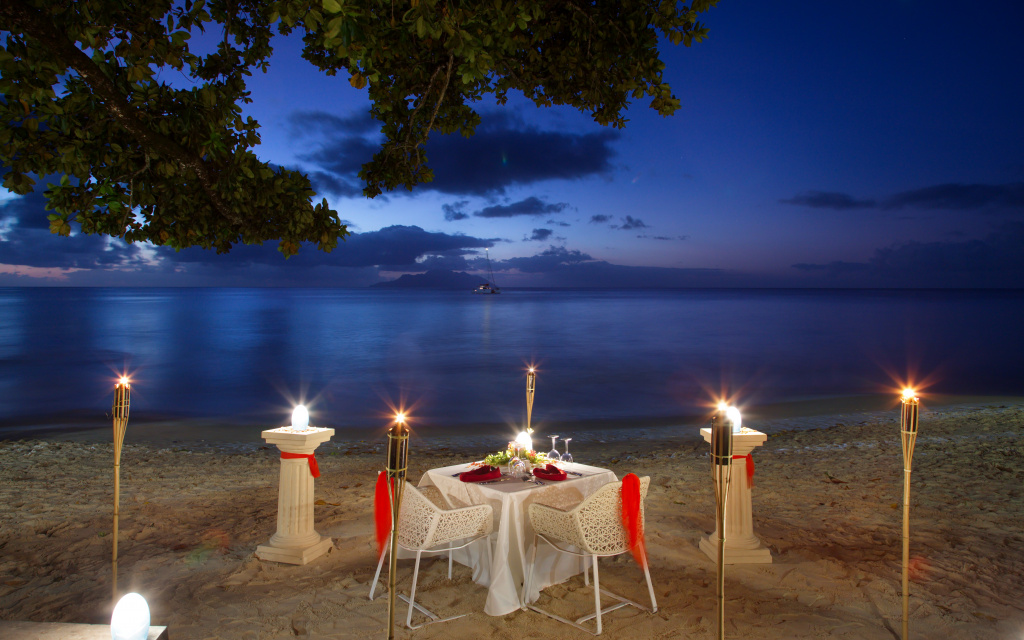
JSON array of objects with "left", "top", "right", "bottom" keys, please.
[
  {"left": 374, "top": 471, "right": 393, "bottom": 560},
  {"left": 732, "top": 454, "right": 755, "bottom": 487},
  {"left": 620, "top": 473, "right": 646, "bottom": 568},
  {"left": 280, "top": 452, "right": 320, "bottom": 478}
]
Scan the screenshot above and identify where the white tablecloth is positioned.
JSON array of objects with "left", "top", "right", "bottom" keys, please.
[{"left": 419, "top": 462, "right": 617, "bottom": 616}]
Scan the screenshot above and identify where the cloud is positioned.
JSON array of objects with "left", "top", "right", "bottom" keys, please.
[
  {"left": 546, "top": 220, "right": 571, "bottom": 227},
  {"left": 495, "top": 246, "right": 594, "bottom": 273},
  {"left": 291, "top": 110, "right": 618, "bottom": 197},
  {"left": 792, "top": 222, "right": 1024, "bottom": 287},
  {"left": 412, "top": 253, "right": 471, "bottom": 271},
  {"left": 487, "top": 245, "right": 728, "bottom": 287},
  {"left": 1, "top": 186, "right": 494, "bottom": 280},
  {"left": 171, "top": 225, "right": 493, "bottom": 270},
  {"left": 615, "top": 215, "right": 648, "bottom": 230},
  {"left": 289, "top": 110, "right": 379, "bottom": 136},
  {"left": 589, "top": 214, "right": 612, "bottom": 224},
  {"left": 473, "top": 197, "right": 569, "bottom": 218},
  {"left": 637, "top": 235, "right": 687, "bottom": 241},
  {"left": 780, "top": 191, "right": 877, "bottom": 210},
  {"left": 780, "top": 183, "right": 1024, "bottom": 213},
  {"left": 883, "top": 183, "right": 1024, "bottom": 211},
  {"left": 0, "top": 191, "right": 154, "bottom": 270},
  {"left": 527, "top": 228, "right": 553, "bottom": 242},
  {"left": 442, "top": 201, "right": 470, "bottom": 221}
]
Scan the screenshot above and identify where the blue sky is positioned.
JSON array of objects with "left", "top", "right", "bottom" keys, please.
[{"left": 2, "top": 0, "right": 1023, "bottom": 287}]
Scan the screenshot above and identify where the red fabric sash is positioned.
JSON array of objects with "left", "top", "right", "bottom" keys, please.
[
  {"left": 733, "top": 454, "right": 755, "bottom": 487},
  {"left": 280, "top": 452, "right": 320, "bottom": 478},
  {"left": 374, "top": 471, "right": 393, "bottom": 560},
  {"left": 620, "top": 473, "right": 646, "bottom": 568}
]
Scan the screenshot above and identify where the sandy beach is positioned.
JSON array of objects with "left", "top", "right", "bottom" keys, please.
[{"left": 1, "top": 400, "right": 1023, "bottom": 639}]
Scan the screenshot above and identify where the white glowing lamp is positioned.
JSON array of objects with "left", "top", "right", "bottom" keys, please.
[
  {"left": 902, "top": 388, "right": 916, "bottom": 401},
  {"left": 515, "top": 430, "right": 532, "bottom": 452},
  {"left": 111, "top": 592, "right": 150, "bottom": 640},
  {"left": 291, "top": 404, "right": 309, "bottom": 430},
  {"left": 726, "top": 405, "right": 743, "bottom": 434}
]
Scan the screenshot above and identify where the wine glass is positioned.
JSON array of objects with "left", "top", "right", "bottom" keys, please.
[
  {"left": 562, "top": 437, "right": 573, "bottom": 464},
  {"left": 547, "top": 435, "right": 562, "bottom": 462}
]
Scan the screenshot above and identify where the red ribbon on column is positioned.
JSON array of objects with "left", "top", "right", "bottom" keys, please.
[
  {"left": 373, "top": 471, "right": 393, "bottom": 559},
  {"left": 280, "top": 451, "right": 321, "bottom": 478},
  {"left": 732, "top": 454, "right": 755, "bottom": 488},
  {"left": 620, "top": 473, "right": 646, "bottom": 568}
]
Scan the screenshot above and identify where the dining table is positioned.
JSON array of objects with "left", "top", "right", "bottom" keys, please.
[{"left": 417, "top": 461, "right": 618, "bottom": 616}]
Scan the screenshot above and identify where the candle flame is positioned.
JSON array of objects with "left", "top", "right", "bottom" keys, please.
[
  {"left": 395, "top": 412, "right": 406, "bottom": 425},
  {"left": 902, "top": 388, "right": 917, "bottom": 400},
  {"left": 716, "top": 401, "right": 728, "bottom": 412}
]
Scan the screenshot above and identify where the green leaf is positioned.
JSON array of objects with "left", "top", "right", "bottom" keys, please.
[{"left": 322, "top": 0, "right": 342, "bottom": 12}]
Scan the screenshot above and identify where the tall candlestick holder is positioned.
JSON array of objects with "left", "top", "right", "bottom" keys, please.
[
  {"left": 711, "top": 409, "right": 734, "bottom": 640},
  {"left": 385, "top": 413, "right": 410, "bottom": 640},
  {"left": 111, "top": 376, "right": 131, "bottom": 603},
  {"left": 526, "top": 367, "right": 536, "bottom": 432},
  {"left": 899, "top": 389, "right": 920, "bottom": 640}
]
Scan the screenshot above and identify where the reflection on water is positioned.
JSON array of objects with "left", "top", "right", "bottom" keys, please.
[{"left": 0, "top": 287, "right": 1021, "bottom": 432}]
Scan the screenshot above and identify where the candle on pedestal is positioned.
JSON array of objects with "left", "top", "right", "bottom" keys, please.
[{"left": 526, "top": 367, "right": 536, "bottom": 433}]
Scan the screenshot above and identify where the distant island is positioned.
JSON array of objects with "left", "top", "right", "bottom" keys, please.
[{"left": 372, "top": 269, "right": 490, "bottom": 290}]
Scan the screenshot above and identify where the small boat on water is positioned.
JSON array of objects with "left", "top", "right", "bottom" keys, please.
[{"left": 473, "top": 248, "right": 501, "bottom": 294}]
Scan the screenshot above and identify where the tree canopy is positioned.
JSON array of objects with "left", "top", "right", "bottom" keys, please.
[{"left": 1, "top": 0, "right": 717, "bottom": 256}]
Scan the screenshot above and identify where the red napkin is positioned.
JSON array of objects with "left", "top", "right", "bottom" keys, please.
[
  {"left": 532, "top": 464, "right": 568, "bottom": 481},
  {"left": 460, "top": 465, "right": 501, "bottom": 482}
]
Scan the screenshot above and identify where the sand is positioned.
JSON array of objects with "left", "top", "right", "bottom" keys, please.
[{"left": 1, "top": 401, "right": 1023, "bottom": 639}]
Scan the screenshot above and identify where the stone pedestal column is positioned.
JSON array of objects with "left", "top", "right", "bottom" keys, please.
[
  {"left": 256, "top": 426, "right": 335, "bottom": 565},
  {"left": 699, "top": 427, "right": 772, "bottom": 564}
]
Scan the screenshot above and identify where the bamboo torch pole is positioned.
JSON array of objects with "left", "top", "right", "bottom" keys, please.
[
  {"left": 385, "top": 412, "right": 410, "bottom": 640},
  {"left": 899, "top": 389, "right": 919, "bottom": 640},
  {"left": 526, "top": 367, "right": 536, "bottom": 433},
  {"left": 711, "top": 405, "right": 735, "bottom": 640},
  {"left": 111, "top": 376, "right": 131, "bottom": 603}
]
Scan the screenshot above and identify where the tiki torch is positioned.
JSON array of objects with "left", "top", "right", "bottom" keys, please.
[
  {"left": 712, "top": 402, "right": 735, "bottom": 640},
  {"left": 526, "top": 367, "right": 536, "bottom": 433},
  {"left": 385, "top": 412, "right": 410, "bottom": 640},
  {"left": 899, "top": 388, "right": 920, "bottom": 640},
  {"left": 111, "top": 376, "right": 131, "bottom": 602}
]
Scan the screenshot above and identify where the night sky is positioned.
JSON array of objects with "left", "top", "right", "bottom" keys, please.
[{"left": 2, "top": 0, "right": 1023, "bottom": 288}]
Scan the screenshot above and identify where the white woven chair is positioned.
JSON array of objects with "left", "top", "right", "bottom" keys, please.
[
  {"left": 522, "top": 476, "right": 657, "bottom": 635},
  {"left": 369, "top": 482, "right": 493, "bottom": 629}
]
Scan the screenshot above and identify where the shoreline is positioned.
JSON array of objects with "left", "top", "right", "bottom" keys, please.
[{"left": 4, "top": 393, "right": 1022, "bottom": 448}]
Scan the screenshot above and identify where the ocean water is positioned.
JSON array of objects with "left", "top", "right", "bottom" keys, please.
[{"left": 0, "top": 288, "right": 1022, "bottom": 434}]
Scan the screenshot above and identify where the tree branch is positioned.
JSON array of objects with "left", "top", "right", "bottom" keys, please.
[{"left": 2, "top": 1, "right": 242, "bottom": 225}]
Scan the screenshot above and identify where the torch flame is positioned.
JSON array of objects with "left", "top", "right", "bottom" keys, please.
[
  {"left": 902, "top": 388, "right": 917, "bottom": 400},
  {"left": 118, "top": 376, "right": 130, "bottom": 386}
]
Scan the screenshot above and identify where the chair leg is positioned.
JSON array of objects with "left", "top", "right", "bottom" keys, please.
[
  {"left": 642, "top": 557, "right": 658, "bottom": 613},
  {"left": 592, "top": 555, "right": 602, "bottom": 635},
  {"left": 521, "top": 534, "right": 540, "bottom": 609},
  {"left": 369, "top": 539, "right": 389, "bottom": 600},
  {"left": 406, "top": 551, "right": 424, "bottom": 629},
  {"left": 448, "top": 548, "right": 453, "bottom": 579},
  {"left": 583, "top": 555, "right": 590, "bottom": 586}
]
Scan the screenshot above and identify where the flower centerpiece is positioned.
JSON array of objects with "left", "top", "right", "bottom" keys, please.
[{"left": 484, "top": 441, "right": 548, "bottom": 467}]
